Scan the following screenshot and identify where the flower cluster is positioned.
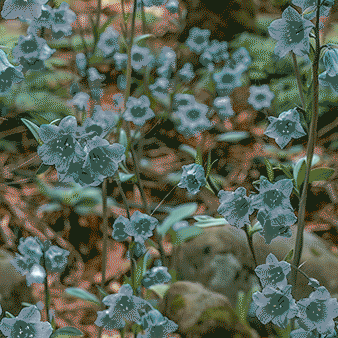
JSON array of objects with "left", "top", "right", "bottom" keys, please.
[
  {"left": 37, "top": 114, "right": 125, "bottom": 188},
  {"left": 251, "top": 253, "right": 338, "bottom": 337},
  {"left": 10, "top": 236, "right": 69, "bottom": 286}
]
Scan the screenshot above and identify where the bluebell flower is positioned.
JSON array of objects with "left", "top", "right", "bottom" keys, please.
[
  {"left": 26, "top": 263, "right": 46, "bottom": 285},
  {"left": 123, "top": 95, "right": 155, "bottom": 127},
  {"left": 212, "top": 64, "right": 243, "bottom": 96},
  {"left": 136, "top": 309, "right": 179, "bottom": 338},
  {"left": 231, "top": 47, "right": 252, "bottom": 72},
  {"left": 209, "top": 40, "right": 229, "bottom": 63},
  {"left": 1, "top": 0, "right": 49, "bottom": 21},
  {"left": 75, "top": 53, "right": 87, "bottom": 77},
  {"left": 87, "top": 67, "right": 105, "bottom": 101},
  {"left": 268, "top": 6, "right": 315, "bottom": 59},
  {"left": 131, "top": 45, "right": 154, "bottom": 72},
  {"left": 178, "top": 62, "right": 195, "bottom": 83},
  {"left": 129, "top": 210, "right": 159, "bottom": 245},
  {"left": 217, "top": 187, "right": 256, "bottom": 229},
  {"left": 165, "top": 0, "right": 179, "bottom": 13},
  {"left": 256, "top": 208, "right": 295, "bottom": 244},
  {"left": 175, "top": 101, "right": 212, "bottom": 138},
  {"left": 199, "top": 50, "right": 214, "bottom": 67},
  {"left": 27, "top": 4, "right": 54, "bottom": 31},
  {"left": 0, "top": 49, "right": 24, "bottom": 96},
  {"left": 252, "top": 284, "right": 299, "bottom": 329},
  {"left": 141, "top": 265, "right": 172, "bottom": 288},
  {"left": 263, "top": 107, "right": 307, "bottom": 149},
  {"left": 251, "top": 177, "right": 294, "bottom": 212},
  {"left": 213, "top": 96, "right": 235, "bottom": 120},
  {"left": 97, "top": 27, "right": 120, "bottom": 58},
  {"left": 95, "top": 284, "right": 151, "bottom": 329},
  {"left": 254, "top": 253, "right": 291, "bottom": 290},
  {"left": 156, "top": 46, "right": 176, "bottom": 78},
  {"left": 172, "top": 93, "right": 196, "bottom": 110},
  {"left": 0, "top": 305, "right": 53, "bottom": 338},
  {"left": 322, "top": 44, "right": 338, "bottom": 77},
  {"left": 248, "top": 85, "right": 275, "bottom": 110},
  {"left": 112, "top": 215, "right": 131, "bottom": 241},
  {"left": 44, "top": 245, "right": 70, "bottom": 273},
  {"left": 185, "top": 27, "right": 211, "bottom": 55},
  {"left": 292, "top": 0, "right": 333, "bottom": 26},
  {"left": 69, "top": 81, "right": 81, "bottom": 96},
  {"left": 318, "top": 70, "right": 338, "bottom": 95},
  {"left": 37, "top": 115, "right": 85, "bottom": 174},
  {"left": 51, "top": 2, "right": 77, "bottom": 39},
  {"left": 297, "top": 286, "right": 338, "bottom": 336},
  {"left": 82, "top": 136, "right": 126, "bottom": 181},
  {"left": 67, "top": 92, "right": 90, "bottom": 111},
  {"left": 113, "top": 52, "right": 128, "bottom": 71},
  {"left": 17, "top": 236, "right": 43, "bottom": 261},
  {"left": 12, "top": 33, "right": 56, "bottom": 73},
  {"left": 149, "top": 77, "right": 170, "bottom": 100},
  {"left": 178, "top": 163, "right": 206, "bottom": 195},
  {"left": 109, "top": 93, "right": 125, "bottom": 112}
]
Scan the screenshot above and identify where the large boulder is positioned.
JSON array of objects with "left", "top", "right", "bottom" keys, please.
[{"left": 158, "top": 280, "right": 260, "bottom": 338}]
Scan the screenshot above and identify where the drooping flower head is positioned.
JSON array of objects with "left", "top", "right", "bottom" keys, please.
[
  {"left": 178, "top": 163, "right": 207, "bottom": 195},
  {"left": 268, "top": 6, "right": 315, "bottom": 59}
]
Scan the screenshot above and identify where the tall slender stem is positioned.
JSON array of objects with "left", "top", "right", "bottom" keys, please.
[
  {"left": 42, "top": 255, "right": 51, "bottom": 325},
  {"left": 289, "top": 0, "right": 321, "bottom": 330},
  {"left": 291, "top": 51, "right": 306, "bottom": 110},
  {"left": 98, "top": 177, "right": 108, "bottom": 338}
]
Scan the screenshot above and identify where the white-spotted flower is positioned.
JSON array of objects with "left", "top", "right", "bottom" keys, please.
[
  {"left": 264, "top": 107, "right": 307, "bottom": 149},
  {"left": 213, "top": 96, "right": 235, "bottom": 120},
  {"left": 112, "top": 215, "right": 131, "bottom": 242},
  {"left": 0, "top": 49, "right": 24, "bottom": 96},
  {"left": 268, "top": 6, "right": 315, "bottom": 59},
  {"left": 0, "top": 305, "right": 53, "bottom": 338},
  {"left": 256, "top": 208, "right": 294, "bottom": 244},
  {"left": 37, "top": 115, "right": 85, "bottom": 174},
  {"left": 248, "top": 85, "right": 275, "bottom": 111},
  {"left": 136, "top": 309, "right": 179, "bottom": 338},
  {"left": 95, "top": 284, "right": 151, "bottom": 330},
  {"left": 217, "top": 187, "right": 256, "bottom": 229},
  {"left": 141, "top": 265, "right": 172, "bottom": 288},
  {"left": 1, "top": 0, "right": 49, "bottom": 21},
  {"left": 252, "top": 284, "right": 299, "bottom": 329},
  {"left": 178, "top": 163, "right": 206, "bottom": 195},
  {"left": 185, "top": 27, "right": 211, "bottom": 55},
  {"left": 175, "top": 101, "right": 212, "bottom": 138},
  {"left": 129, "top": 211, "right": 159, "bottom": 245},
  {"left": 251, "top": 177, "right": 294, "bottom": 212},
  {"left": 296, "top": 286, "right": 338, "bottom": 336},
  {"left": 254, "top": 253, "right": 291, "bottom": 289},
  {"left": 27, "top": 4, "right": 54, "bottom": 31},
  {"left": 123, "top": 95, "right": 155, "bottom": 127}
]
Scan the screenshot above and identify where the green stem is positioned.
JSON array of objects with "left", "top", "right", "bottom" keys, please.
[
  {"left": 93, "top": 0, "right": 102, "bottom": 55},
  {"left": 291, "top": 51, "right": 306, "bottom": 110},
  {"left": 290, "top": 0, "right": 321, "bottom": 331},
  {"left": 41, "top": 255, "right": 51, "bottom": 329},
  {"left": 98, "top": 177, "right": 108, "bottom": 338}
]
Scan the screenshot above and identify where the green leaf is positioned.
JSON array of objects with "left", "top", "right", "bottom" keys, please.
[
  {"left": 235, "top": 291, "right": 246, "bottom": 324},
  {"left": 133, "top": 249, "right": 151, "bottom": 290},
  {"left": 179, "top": 144, "right": 197, "bottom": 159},
  {"left": 21, "top": 118, "right": 43, "bottom": 146},
  {"left": 283, "top": 249, "right": 294, "bottom": 263},
  {"left": 148, "top": 284, "right": 171, "bottom": 299},
  {"left": 97, "top": 17, "right": 116, "bottom": 35},
  {"left": 293, "top": 157, "right": 307, "bottom": 189},
  {"left": 119, "top": 128, "right": 128, "bottom": 149},
  {"left": 36, "top": 163, "right": 51, "bottom": 176},
  {"left": 133, "top": 34, "right": 156, "bottom": 46},
  {"left": 64, "top": 288, "right": 101, "bottom": 306},
  {"left": 193, "top": 215, "right": 228, "bottom": 227},
  {"left": 95, "top": 284, "right": 108, "bottom": 297},
  {"left": 264, "top": 158, "right": 274, "bottom": 182},
  {"left": 157, "top": 203, "right": 198, "bottom": 237},
  {"left": 37, "top": 202, "right": 63, "bottom": 214},
  {"left": 308, "top": 167, "right": 335, "bottom": 184},
  {"left": 247, "top": 221, "right": 263, "bottom": 237},
  {"left": 195, "top": 146, "right": 203, "bottom": 166},
  {"left": 169, "top": 225, "right": 204, "bottom": 246},
  {"left": 5, "top": 311, "right": 15, "bottom": 318},
  {"left": 50, "top": 326, "right": 84, "bottom": 338},
  {"left": 119, "top": 172, "right": 136, "bottom": 182},
  {"left": 215, "top": 131, "right": 249, "bottom": 142}
]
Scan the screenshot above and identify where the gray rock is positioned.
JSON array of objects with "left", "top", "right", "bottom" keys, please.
[{"left": 159, "top": 280, "right": 260, "bottom": 338}]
